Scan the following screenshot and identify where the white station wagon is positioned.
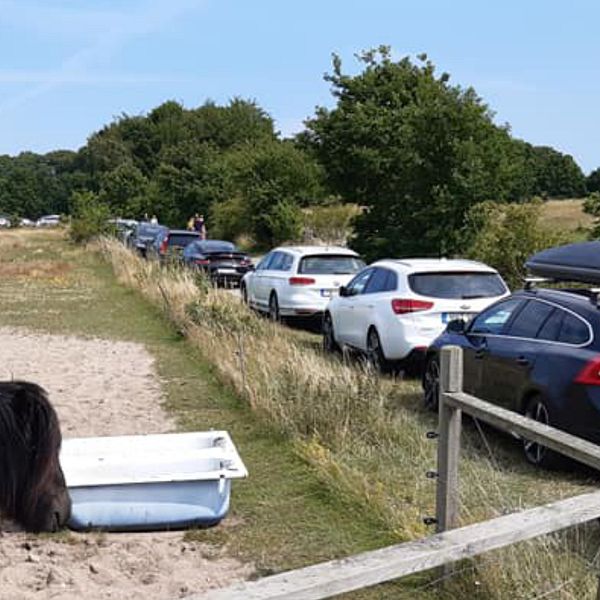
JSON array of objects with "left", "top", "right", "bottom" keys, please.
[
  {"left": 323, "top": 258, "right": 509, "bottom": 371},
  {"left": 241, "top": 246, "right": 365, "bottom": 320}
]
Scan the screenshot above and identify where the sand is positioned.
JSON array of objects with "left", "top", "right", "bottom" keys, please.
[{"left": 0, "top": 327, "right": 252, "bottom": 599}]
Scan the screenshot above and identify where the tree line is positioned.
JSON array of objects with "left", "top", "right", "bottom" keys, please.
[{"left": 0, "top": 46, "right": 596, "bottom": 256}]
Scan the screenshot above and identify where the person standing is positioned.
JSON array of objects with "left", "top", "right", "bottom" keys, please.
[{"left": 193, "top": 213, "right": 207, "bottom": 240}]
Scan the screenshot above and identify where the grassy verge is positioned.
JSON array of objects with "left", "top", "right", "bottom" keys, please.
[{"left": 101, "top": 236, "right": 600, "bottom": 599}]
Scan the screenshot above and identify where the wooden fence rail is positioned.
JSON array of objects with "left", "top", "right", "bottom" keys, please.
[{"left": 189, "top": 345, "right": 600, "bottom": 600}]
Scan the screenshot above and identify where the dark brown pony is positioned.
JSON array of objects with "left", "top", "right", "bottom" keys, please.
[{"left": 0, "top": 381, "right": 71, "bottom": 532}]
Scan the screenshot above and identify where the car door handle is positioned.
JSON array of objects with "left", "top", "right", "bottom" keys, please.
[{"left": 516, "top": 356, "right": 530, "bottom": 366}]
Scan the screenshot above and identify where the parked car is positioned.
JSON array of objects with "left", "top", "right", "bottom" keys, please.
[
  {"left": 20, "top": 218, "right": 34, "bottom": 227},
  {"left": 36, "top": 214, "right": 61, "bottom": 227},
  {"left": 0, "top": 215, "right": 10, "bottom": 228},
  {"left": 128, "top": 222, "right": 166, "bottom": 257},
  {"left": 148, "top": 229, "right": 201, "bottom": 262},
  {"left": 182, "top": 240, "right": 253, "bottom": 286},
  {"left": 109, "top": 218, "right": 138, "bottom": 245},
  {"left": 422, "top": 284, "right": 600, "bottom": 468},
  {"left": 323, "top": 259, "right": 509, "bottom": 372},
  {"left": 241, "top": 246, "right": 365, "bottom": 320}
]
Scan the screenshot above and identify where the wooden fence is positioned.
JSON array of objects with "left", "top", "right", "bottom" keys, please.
[{"left": 191, "top": 345, "right": 600, "bottom": 600}]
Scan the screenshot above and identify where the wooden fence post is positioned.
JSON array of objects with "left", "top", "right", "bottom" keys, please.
[{"left": 436, "top": 346, "right": 463, "bottom": 534}]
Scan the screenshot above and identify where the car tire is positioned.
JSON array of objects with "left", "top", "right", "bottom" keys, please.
[
  {"left": 522, "top": 396, "right": 564, "bottom": 469},
  {"left": 366, "top": 328, "right": 390, "bottom": 374},
  {"left": 422, "top": 356, "right": 440, "bottom": 412},
  {"left": 322, "top": 313, "right": 340, "bottom": 354},
  {"left": 269, "top": 293, "right": 280, "bottom": 322}
]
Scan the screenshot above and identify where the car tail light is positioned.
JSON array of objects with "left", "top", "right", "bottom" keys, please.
[
  {"left": 391, "top": 298, "right": 434, "bottom": 314},
  {"left": 159, "top": 237, "right": 169, "bottom": 255},
  {"left": 289, "top": 277, "right": 316, "bottom": 286},
  {"left": 574, "top": 357, "right": 600, "bottom": 386},
  {"left": 195, "top": 258, "right": 210, "bottom": 266}
]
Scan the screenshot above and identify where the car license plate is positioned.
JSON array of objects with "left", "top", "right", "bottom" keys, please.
[
  {"left": 320, "top": 289, "right": 338, "bottom": 298},
  {"left": 218, "top": 268, "right": 237, "bottom": 274},
  {"left": 442, "top": 312, "right": 474, "bottom": 323}
]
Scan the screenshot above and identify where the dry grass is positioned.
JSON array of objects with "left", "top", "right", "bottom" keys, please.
[
  {"left": 0, "top": 260, "right": 71, "bottom": 278},
  {"left": 539, "top": 199, "right": 594, "bottom": 235},
  {"left": 100, "top": 238, "right": 600, "bottom": 599}
]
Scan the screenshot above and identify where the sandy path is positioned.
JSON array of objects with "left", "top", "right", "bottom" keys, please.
[{"left": 0, "top": 327, "right": 251, "bottom": 599}]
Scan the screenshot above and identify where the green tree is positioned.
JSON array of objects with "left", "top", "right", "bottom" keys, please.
[
  {"left": 527, "top": 145, "right": 586, "bottom": 198},
  {"left": 304, "top": 47, "right": 523, "bottom": 260},
  {"left": 69, "top": 190, "right": 112, "bottom": 243},
  {"left": 97, "top": 163, "right": 149, "bottom": 217},
  {"left": 587, "top": 167, "right": 600, "bottom": 194},
  {"left": 226, "top": 140, "right": 325, "bottom": 245}
]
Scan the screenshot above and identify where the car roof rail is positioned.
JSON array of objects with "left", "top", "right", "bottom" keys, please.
[{"left": 523, "top": 276, "right": 553, "bottom": 291}]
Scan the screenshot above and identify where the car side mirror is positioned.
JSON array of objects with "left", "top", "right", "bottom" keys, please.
[
  {"left": 446, "top": 318, "right": 467, "bottom": 334},
  {"left": 339, "top": 285, "right": 348, "bottom": 297}
]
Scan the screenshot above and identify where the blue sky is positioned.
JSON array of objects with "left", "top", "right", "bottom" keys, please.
[{"left": 0, "top": 0, "right": 598, "bottom": 172}]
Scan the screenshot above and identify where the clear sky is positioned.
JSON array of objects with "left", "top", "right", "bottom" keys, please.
[{"left": 0, "top": 0, "right": 598, "bottom": 172}]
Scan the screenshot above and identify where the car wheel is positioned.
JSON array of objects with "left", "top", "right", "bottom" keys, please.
[
  {"left": 423, "top": 356, "right": 440, "bottom": 411},
  {"left": 269, "top": 293, "right": 280, "bottom": 322},
  {"left": 322, "top": 313, "right": 340, "bottom": 354},
  {"left": 366, "top": 328, "right": 389, "bottom": 374},
  {"left": 523, "top": 396, "right": 563, "bottom": 469}
]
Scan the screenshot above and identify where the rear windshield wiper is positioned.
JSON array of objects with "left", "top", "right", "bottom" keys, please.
[{"left": 461, "top": 294, "right": 487, "bottom": 299}]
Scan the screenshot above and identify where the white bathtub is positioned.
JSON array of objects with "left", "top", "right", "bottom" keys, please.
[{"left": 60, "top": 431, "right": 248, "bottom": 531}]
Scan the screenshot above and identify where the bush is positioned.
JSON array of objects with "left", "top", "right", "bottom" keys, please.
[
  {"left": 582, "top": 192, "right": 600, "bottom": 239},
  {"left": 209, "top": 196, "right": 249, "bottom": 242},
  {"left": 264, "top": 200, "right": 302, "bottom": 246},
  {"left": 303, "top": 203, "right": 361, "bottom": 244},
  {"left": 464, "top": 200, "right": 570, "bottom": 289},
  {"left": 69, "top": 191, "right": 113, "bottom": 244}
]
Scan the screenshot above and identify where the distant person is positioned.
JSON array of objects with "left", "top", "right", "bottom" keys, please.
[
  {"left": 150, "top": 215, "right": 158, "bottom": 224},
  {"left": 186, "top": 215, "right": 195, "bottom": 231},
  {"left": 193, "top": 213, "right": 207, "bottom": 240}
]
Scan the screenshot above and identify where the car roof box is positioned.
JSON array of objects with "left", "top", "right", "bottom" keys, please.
[{"left": 526, "top": 241, "right": 600, "bottom": 285}]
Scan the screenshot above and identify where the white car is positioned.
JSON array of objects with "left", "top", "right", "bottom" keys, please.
[
  {"left": 323, "top": 258, "right": 509, "bottom": 371},
  {"left": 36, "top": 214, "right": 61, "bottom": 227},
  {"left": 241, "top": 246, "right": 365, "bottom": 320},
  {"left": 0, "top": 215, "right": 10, "bottom": 228}
]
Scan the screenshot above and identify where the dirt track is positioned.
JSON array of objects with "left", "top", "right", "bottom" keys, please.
[{"left": 0, "top": 327, "right": 251, "bottom": 600}]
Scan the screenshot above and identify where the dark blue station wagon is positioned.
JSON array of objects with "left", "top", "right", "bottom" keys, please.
[{"left": 423, "top": 287, "right": 600, "bottom": 467}]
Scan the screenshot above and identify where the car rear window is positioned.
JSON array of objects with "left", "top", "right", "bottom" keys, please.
[
  {"left": 168, "top": 233, "right": 200, "bottom": 247},
  {"left": 298, "top": 255, "right": 365, "bottom": 275},
  {"left": 197, "top": 241, "right": 236, "bottom": 253},
  {"left": 408, "top": 271, "right": 507, "bottom": 299},
  {"left": 558, "top": 313, "right": 589, "bottom": 345}
]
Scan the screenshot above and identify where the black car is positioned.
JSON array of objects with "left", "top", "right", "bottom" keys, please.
[
  {"left": 148, "top": 229, "right": 200, "bottom": 262},
  {"left": 423, "top": 286, "right": 600, "bottom": 468},
  {"left": 128, "top": 223, "right": 166, "bottom": 257},
  {"left": 182, "top": 240, "right": 253, "bottom": 286}
]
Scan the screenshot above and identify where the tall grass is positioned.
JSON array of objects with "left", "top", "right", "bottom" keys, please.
[{"left": 100, "top": 238, "right": 600, "bottom": 599}]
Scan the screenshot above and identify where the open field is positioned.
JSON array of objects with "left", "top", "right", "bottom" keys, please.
[{"left": 539, "top": 198, "right": 594, "bottom": 237}]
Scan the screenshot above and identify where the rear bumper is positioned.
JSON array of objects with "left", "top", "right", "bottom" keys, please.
[{"left": 379, "top": 320, "right": 444, "bottom": 361}]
